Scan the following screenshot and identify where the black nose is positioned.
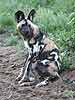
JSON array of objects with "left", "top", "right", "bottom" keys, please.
[
  {"left": 21, "top": 25, "right": 30, "bottom": 34},
  {"left": 20, "top": 27, "right": 29, "bottom": 34}
]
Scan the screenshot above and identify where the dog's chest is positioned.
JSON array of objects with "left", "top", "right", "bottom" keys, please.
[{"left": 24, "top": 41, "right": 44, "bottom": 54}]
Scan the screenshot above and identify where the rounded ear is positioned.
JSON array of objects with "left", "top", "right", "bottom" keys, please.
[
  {"left": 15, "top": 10, "right": 25, "bottom": 23},
  {"left": 27, "top": 9, "right": 36, "bottom": 21}
]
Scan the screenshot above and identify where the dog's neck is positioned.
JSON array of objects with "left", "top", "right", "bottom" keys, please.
[{"left": 24, "top": 31, "right": 45, "bottom": 54}]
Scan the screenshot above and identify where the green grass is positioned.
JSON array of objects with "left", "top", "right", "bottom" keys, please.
[
  {"left": 0, "top": 0, "right": 75, "bottom": 69},
  {"left": 6, "top": 33, "right": 24, "bottom": 49},
  {"left": 6, "top": 34, "right": 19, "bottom": 46},
  {"left": 63, "top": 90, "right": 75, "bottom": 98}
]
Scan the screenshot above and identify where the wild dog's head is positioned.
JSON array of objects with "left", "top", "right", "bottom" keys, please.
[{"left": 15, "top": 9, "right": 39, "bottom": 40}]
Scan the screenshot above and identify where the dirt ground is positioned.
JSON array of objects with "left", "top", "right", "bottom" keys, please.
[{"left": 0, "top": 32, "right": 75, "bottom": 100}]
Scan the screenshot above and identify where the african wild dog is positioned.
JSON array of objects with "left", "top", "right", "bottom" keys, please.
[{"left": 15, "top": 9, "right": 61, "bottom": 87}]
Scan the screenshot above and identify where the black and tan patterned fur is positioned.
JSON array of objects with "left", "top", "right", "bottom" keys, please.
[{"left": 15, "top": 9, "right": 61, "bottom": 87}]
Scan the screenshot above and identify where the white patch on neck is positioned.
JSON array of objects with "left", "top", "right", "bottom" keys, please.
[
  {"left": 24, "top": 41, "right": 32, "bottom": 54},
  {"left": 24, "top": 40, "right": 44, "bottom": 55},
  {"left": 24, "top": 41, "right": 40, "bottom": 54},
  {"left": 33, "top": 42, "right": 40, "bottom": 53}
]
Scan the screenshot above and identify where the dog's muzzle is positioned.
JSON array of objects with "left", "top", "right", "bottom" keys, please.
[{"left": 19, "top": 24, "right": 33, "bottom": 40}]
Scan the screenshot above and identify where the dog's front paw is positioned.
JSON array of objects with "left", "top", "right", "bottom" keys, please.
[
  {"left": 18, "top": 77, "right": 29, "bottom": 84},
  {"left": 29, "top": 77, "right": 35, "bottom": 81}
]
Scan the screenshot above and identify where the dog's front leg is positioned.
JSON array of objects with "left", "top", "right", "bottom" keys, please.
[
  {"left": 18, "top": 54, "right": 30, "bottom": 83},
  {"left": 16, "top": 67, "right": 25, "bottom": 81},
  {"left": 16, "top": 55, "right": 28, "bottom": 81},
  {"left": 18, "top": 54, "right": 35, "bottom": 84},
  {"left": 19, "top": 61, "right": 35, "bottom": 84},
  {"left": 18, "top": 62, "right": 30, "bottom": 84}
]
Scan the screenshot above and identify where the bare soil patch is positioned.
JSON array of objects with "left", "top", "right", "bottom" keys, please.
[{"left": 0, "top": 33, "right": 75, "bottom": 100}]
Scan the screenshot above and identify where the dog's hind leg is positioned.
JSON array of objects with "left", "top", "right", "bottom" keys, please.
[
  {"left": 55, "top": 72, "right": 63, "bottom": 82},
  {"left": 35, "top": 77, "right": 49, "bottom": 87}
]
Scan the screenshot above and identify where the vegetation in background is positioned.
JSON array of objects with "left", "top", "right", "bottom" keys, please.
[
  {"left": 6, "top": 34, "right": 18, "bottom": 46},
  {"left": 63, "top": 90, "right": 75, "bottom": 98},
  {"left": 0, "top": 0, "right": 75, "bottom": 70},
  {"left": 6, "top": 34, "right": 24, "bottom": 50}
]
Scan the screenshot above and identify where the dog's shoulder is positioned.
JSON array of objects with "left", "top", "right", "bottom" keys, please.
[{"left": 43, "top": 37, "right": 58, "bottom": 51}]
